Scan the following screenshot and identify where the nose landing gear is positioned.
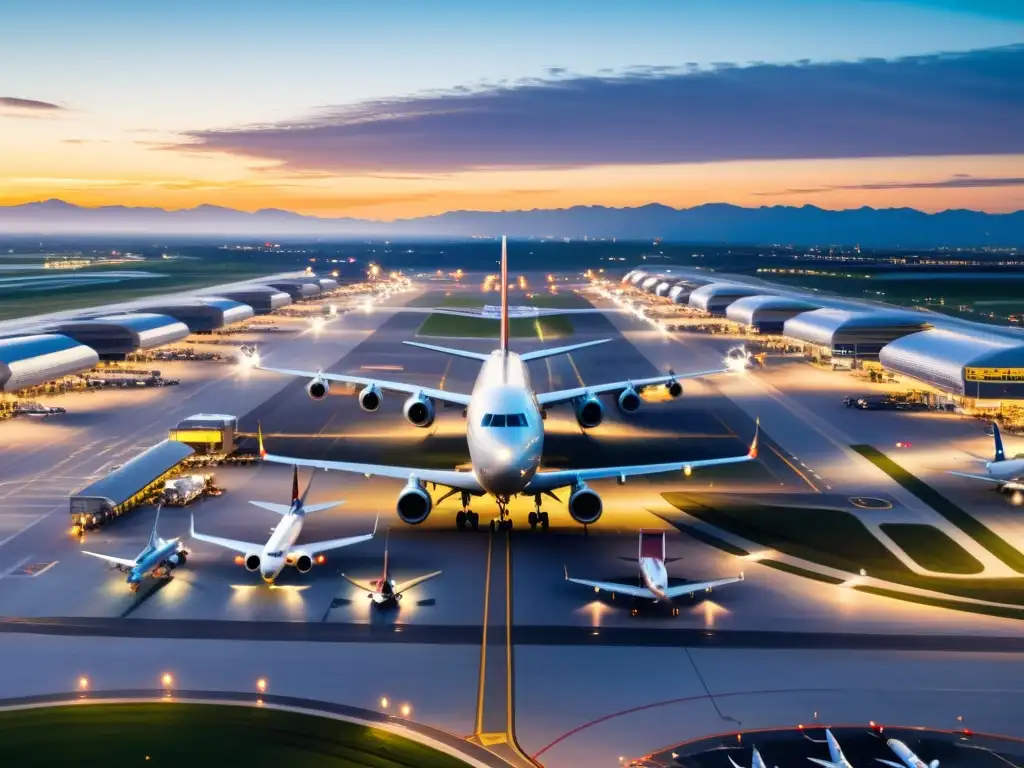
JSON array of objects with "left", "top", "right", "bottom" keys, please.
[{"left": 489, "top": 496, "right": 513, "bottom": 532}]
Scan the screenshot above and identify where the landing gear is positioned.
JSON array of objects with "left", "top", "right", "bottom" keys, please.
[
  {"left": 527, "top": 495, "right": 549, "bottom": 530},
  {"left": 490, "top": 496, "right": 513, "bottom": 532},
  {"left": 456, "top": 492, "right": 480, "bottom": 530}
]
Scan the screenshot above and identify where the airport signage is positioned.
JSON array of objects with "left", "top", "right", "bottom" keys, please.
[{"left": 965, "top": 367, "right": 1024, "bottom": 382}]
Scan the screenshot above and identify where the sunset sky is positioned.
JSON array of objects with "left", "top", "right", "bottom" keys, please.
[{"left": 2, "top": 0, "right": 1024, "bottom": 219}]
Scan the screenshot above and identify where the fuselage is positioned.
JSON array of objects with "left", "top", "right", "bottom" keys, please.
[
  {"left": 260, "top": 505, "right": 304, "bottom": 583},
  {"left": 886, "top": 739, "right": 931, "bottom": 768},
  {"left": 465, "top": 351, "right": 544, "bottom": 496},
  {"left": 132, "top": 538, "right": 183, "bottom": 585},
  {"left": 639, "top": 556, "right": 670, "bottom": 602},
  {"left": 987, "top": 458, "right": 1024, "bottom": 483}
]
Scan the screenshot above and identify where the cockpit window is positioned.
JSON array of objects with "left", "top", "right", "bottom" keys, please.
[
  {"left": 481, "top": 413, "right": 527, "bottom": 427},
  {"left": 267, "top": 550, "right": 284, "bottom": 557}
]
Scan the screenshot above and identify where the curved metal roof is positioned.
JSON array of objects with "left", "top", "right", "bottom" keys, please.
[
  {"left": 726, "top": 295, "right": 820, "bottom": 325},
  {"left": 316, "top": 278, "right": 339, "bottom": 291},
  {"left": 880, "top": 329, "right": 1024, "bottom": 394},
  {"left": 70, "top": 439, "right": 195, "bottom": 507},
  {"left": 0, "top": 333, "right": 100, "bottom": 392},
  {"left": 783, "top": 308, "right": 929, "bottom": 347},
  {"left": 0, "top": 333, "right": 86, "bottom": 360},
  {"left": 85, "top": 313, "right": 187, "bottom": 332},
  {"left": 688, "top": 283, "right": 765, "bottom": 311}
]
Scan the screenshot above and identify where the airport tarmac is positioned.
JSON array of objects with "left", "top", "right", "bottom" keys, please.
[{"left": 1, "top": 279, "right": 1023, "bottom": 767}]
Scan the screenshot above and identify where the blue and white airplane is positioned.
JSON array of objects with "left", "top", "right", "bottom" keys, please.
[
  {"left": 190, "top": 466, "right": 375, "bottom": 584},
  {"left": 807, "top": 729, "right": 856, "bottom": 768},
  {"left": 949, "top": 422, "right": 1024, "bottom": 501},
  {"left": 877, "top": 738, "right": 938, "bottom": 768},
  {"left": 728, "top": 746, "right": 772, "bottom": 768},
  {"left": 82, "top": 506, "right": 188, "bottom": 593},
  {"left": 252, "top": 237, "right": 758, "bottom": 532}
]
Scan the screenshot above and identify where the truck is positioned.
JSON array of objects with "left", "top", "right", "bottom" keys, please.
[{"left": 160, "top": 474, "right": 211, "bottom": 506}]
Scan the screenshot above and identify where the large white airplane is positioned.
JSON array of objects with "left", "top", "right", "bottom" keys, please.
[
  {"left": 189, "top": 466, "right": 376, "bottom": 583},
  {"left": 253, "top": 236, "right": 759, "bottom": 531},
  {"left": 564, "top": 529, "right": 743, "bottom": 614},
  {"left": 878, "top": 738, "right": 938, "bottom": 768},
  {"left": 807, "top": 729, "right": 855, "bottom": 768},
  {"left": 949, "top": 422, "right": 1024, "bottom": 503}
]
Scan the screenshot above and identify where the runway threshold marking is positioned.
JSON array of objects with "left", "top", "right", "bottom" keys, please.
[
  {"left": 767, "top": 444, "right": 821, "bottom": 492},
  {"left": 566, "top": 354, "right": 585, "bottom": 388}
]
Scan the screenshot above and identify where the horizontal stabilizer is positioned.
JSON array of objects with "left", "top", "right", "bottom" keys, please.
[
  {"left": 948, "top": 470, "right": 1003, "bottom": 484},
  {"left": 394, "top": 570, "right": 442, "bottom": 595},
  {"left": 402, "top": 340, "right": 491, "bottom": 362},
  {"left": 249, "top": 500, "right": 294, "bottom": 516},
  {"left": 519, "top": 338, "right": 611, "bottom": 362},
  {"left": 341, "top": 573, "right": 378, "bottom": 593},
  {"left": 302, "top": 500, "right": 346, "bottom": 514}
]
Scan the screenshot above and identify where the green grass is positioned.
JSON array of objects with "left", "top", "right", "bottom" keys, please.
[
  {"left": 854, "top": 585, "right": 1024, "bottom": 622},
  {"left": 852, "top": 445, "right": 1024, "bottom": 574},
  {"left": 417, "top": 313, "right": 573, "bottom": 338},
  {"left": 879, "top": 523, "right": 984, "bottom": 575},
  {"left": 663, "top": 492, "right": 1024, "bottom": 608},
  {"left": 760, "top": 559, "right": 847, "bottom": 586},
  {"left": 407, "top": 290, "right": 592, "bottom": 310},
  {"left": 0, "top": 702, "right": 468, "bottom": 767}
]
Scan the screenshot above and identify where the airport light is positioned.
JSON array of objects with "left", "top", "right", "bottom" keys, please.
[
  {"left": 400, "top": 703, "right": 411, "bottom": 717},
  {"left": 315, "top": 554, "right": 326, "bottom": 564},
  {"left": 161, "top": 673, "right": 173, "bottom": 688},
  {"left": 78, "top": 676, "right": 89, "bottom": 691},
  {"left": 380, "top": 697, "right": 389, "bottom": 709},
  {"left": 257, "top": 678, "right": 267, "bottom": 693}
]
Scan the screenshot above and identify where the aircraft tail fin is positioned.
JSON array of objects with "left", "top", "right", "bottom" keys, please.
[
  {"left": 148, "top": 504, "right": 162, "bottom": 549},
  {"left": 500, "top": 235, "right": 509, "bottom": 355},
  {"left": 382, "top": 527, "right": 390, "bottom": 582},
  {"left": 749, "top": 417, "right": 760, "bottom": 459},
  {"left": 994, "top": 422, "right": 1006, "bottom": 463},
  {"left": 257, "top": 421, "right": 266, "bottom": 458},
  {"left": 291, "top": 465, "right": 300, "bottom": 503},
  {"left": 299, "top": 467, "right": 315, "bottom": 506}
]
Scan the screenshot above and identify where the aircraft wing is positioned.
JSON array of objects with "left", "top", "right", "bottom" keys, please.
[
  {"left": 662, "top": 573, "right": 744, "bottom": 599},
  {"left": 393, "top": 570, "right": 442, "bottom": 595},
  {"left": 564, "top": 573, "right": 655, "bottom": 599},
  {"left": 298, "top": 531, "right": 376, "bottom": 555},
  {"left": 81, "top": 550, "right": 137, "bottom": 569},
  {"left": 189, "top": 530, "right": 264, "bottom": 555},
  {"left": 261, "top": 450, "right": 486, "bottom": 493},
  {"left": 948, "top": 470, "right": 1010, "bottom": 485},
  {"left": 340, "top": 573, "right": 379, "bottom": 593},
  {"left": 256, "top": 364, "right": 472, "bottom": 407},
  {"left": 524, "top": 421, "right": 758, "bottom": 494},
  {"left": 536, "top": 368, "right": 728, "bottom": 407}
]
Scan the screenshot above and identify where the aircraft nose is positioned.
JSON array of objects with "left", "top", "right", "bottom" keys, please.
[{"left": 261, "top": 571, "right": 276, "bottom": 584}]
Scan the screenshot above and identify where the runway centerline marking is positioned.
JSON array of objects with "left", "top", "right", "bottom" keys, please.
[
  {"left": 768, "top": 444, "right": 821, "bottom": 492},
  {"left": 474, "top": 533, "right": 493, "bottom": 736},
  {"left": 566, "top": 354, "right": 585, "bottom": 388}
]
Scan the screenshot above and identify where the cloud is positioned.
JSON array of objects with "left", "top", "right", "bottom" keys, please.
[
  {"left": 755, "top": 176, "right": 1024, "bottom": 196},
  {"left": 174, "top": 45, "right": 1024, "bottom": 174},
  {"left": 62, "top": 138, "right": 109, "bottom": 145},
  {"left": 0, "top": 97, "right": 63, "bottom": 112}
]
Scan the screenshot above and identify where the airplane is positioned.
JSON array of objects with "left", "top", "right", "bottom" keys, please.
[
  {"left": 189, "top": 465, "right": 376, "bottom": 584},
  {"left": 728, "top": 746, "right": 772, "bottom": 768},
  {"left": 564, "top": 529, "right": 744, "bottom": 614},
  {"left": 12, "top": 401, "right": 66, "bottom": 419},
  {"left": 81, "top": 506, "right": 187, "bottom": 593},
  {"left": 807, "top": 729, "right": 855, "bottom": 768},
  {"left": 877, "top": 738, "right": 938, "bottom": 768},
  {"left": 251, "top": 236, "right": 759, "bottom": 532},
  {"left": 948, "top": 422, "right": 1024, "bottom": 503},
  {"left": 341, "top": 529, "right": 441, "bottom": 605}
]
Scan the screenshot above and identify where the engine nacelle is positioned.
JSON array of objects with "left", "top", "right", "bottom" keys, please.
[
  {"left": 575, "top": 396, "right": 604, "bottom": 428},
  {"left": 397, "top": 483, "right": 432, "bottom": 525},
  {"left": 307, "top": 375, "right": 329, "bottom": 401},
  {"left": 168, "top": 552, "right": 186, "bottom": 567},
  {"left": 568, "top": 483, "right": 603, "bottom": 525},
  {"left": 666, "top": 379, "right": 682, "bottom": 398},
  {"left": 403, "top": 393, "right": 435, "bottom": 428},
  {"left": 617, "top": 386, "right": 641, "bottom": 413},
  {"left": 244, "top": 553, "right": 261, "bottom": 572},
  {"left": 359, "top": 384, "right": 383, "bottom": 412},
  {"left": 295, "top": 554, "right": 313, "bottom": 573}
]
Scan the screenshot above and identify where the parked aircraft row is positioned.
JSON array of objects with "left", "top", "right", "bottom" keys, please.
[
  {"left": 246, "top": 236, "right": 760, "bottom": 532},
  {"left": 728, "top": 728, "right": 939, "bottom": 768}
]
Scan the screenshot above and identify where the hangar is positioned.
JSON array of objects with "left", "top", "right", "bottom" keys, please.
[
  {"left": 688, "top": 284, "right": 767, "bottom": 315},
  {"left": 134, "top": 298, "right": 254, "bottom": 333},
  {"left": 784, "top": 308, "right": 930, "bottom": 361},
  {"left": 640, "top": 276, "right": 662, "bottom": 292},
  {"left": 727, "top": 295, "right": 820, "bottom": 334},
  {"left": 316, "top": 277, "right": 339, "bottom": 292},
  {"left": 880, "top": 329, "right": 1024, "bottom": 401},
  {"left": 264, "top": 280, "right": 321, "bottom": 300},
  {"left": 667, "top": 278, "right": 712, "bottom": 305},
  {"left": 0, "top": 334, "right": 100, "bottom": 393},
  {"left": 215, "top": 287, "right": 292, "bottom": 315},
  {"left": 52, "top": 313, "right": 191, "bottom": 360},
  {"left": 654, "top": 280, "right": 675, "bottom": 297}
]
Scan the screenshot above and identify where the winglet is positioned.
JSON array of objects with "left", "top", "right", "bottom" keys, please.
[
  {"left": 748, "top": 418, "right": 760, "bottom": 459},
  {"left": 189, "top": 512, "right": 196, "bottom": 539},
  {"left": 372, "top": 512, "right": 380, "bottom": 537},
  {"left": 993, "top": 421, "right": 1006, "bottom": 463},
  {"left": 257, "top": 421, "right": 266, "bottom": 458},
  {"left": 563, "top": 564, "right": 569, "bottom": 580}
]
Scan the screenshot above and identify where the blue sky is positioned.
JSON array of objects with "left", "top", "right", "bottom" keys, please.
[{"left": 1, "top": 0, "right": 1023, "bottom": 217}]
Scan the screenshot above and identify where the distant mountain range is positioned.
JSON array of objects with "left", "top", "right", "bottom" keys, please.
[{"left": 2, "top": 199, "right": 1024, "bottom": 247}]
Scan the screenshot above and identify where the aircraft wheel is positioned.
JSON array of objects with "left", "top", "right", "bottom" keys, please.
[
  {"left": 503, "top": 519, "right": 513, "bottom": 531},
  {"left": 468, "top": 511, "right": 479, "bottom": 530},
  {"left": 456, "top": 511, "right": 466, "bottom": 530},
  {"left": 528, "top": 511, "right": 537, "bottom": 527},
  {"left": 540, "top": 512, "right": 550, "bottom": 529},
  {"left": 489, "top": 519, "right": 497, "bottom": 533}
]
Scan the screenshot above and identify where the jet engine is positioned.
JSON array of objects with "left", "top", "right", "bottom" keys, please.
[
  {"left": 244, "top": 554, "right": 261, "bottom": 572},
  {"left": 617, "top": 386, "right": 641, "bottom": 413},
  {"left": 575, "top": 396, "right": 603, "bottom": 428},
  {"left": 568, "top": 483, "right": 603, "bottom": 525},
  {"left": 359, "top": 384, "right": 383, "bottom": 412},
  {"left": 397, "top": 482, "right": 432, "bottom": 525},
  {"left": 168, "top": 552, "right": 186, "bottom": 567},
  {"left": 666, "top": 379, "right": 682, "bottom": 398},
  {"left": 295, "top": 554, "right": 313, "bottom": 573},
  {"left": 403, "top": 393, "right": 435, "bottom": 428},
  {"left": 307, "top": 375, "right": 329, "bottom": 401}
]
